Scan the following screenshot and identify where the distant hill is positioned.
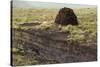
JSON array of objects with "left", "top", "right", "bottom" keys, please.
[{"left": 12, "top": 0, "right": 96, "bottom": 9}]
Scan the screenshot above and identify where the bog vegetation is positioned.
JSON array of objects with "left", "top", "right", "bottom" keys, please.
[{"left": 12, "top": 8, "right": 97, "bottom": 45}]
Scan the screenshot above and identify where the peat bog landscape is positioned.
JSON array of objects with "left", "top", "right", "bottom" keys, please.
[{"left": 11, "top": 1, "right": 97, "bottom": 66}]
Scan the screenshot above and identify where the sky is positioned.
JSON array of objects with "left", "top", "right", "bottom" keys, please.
[{"left": 12, "top": 0, "right": 96, "bottom": 9}]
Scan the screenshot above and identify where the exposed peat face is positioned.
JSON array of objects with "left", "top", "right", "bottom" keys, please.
[{"left": 55, "top": 7, "right": 78, "bottom": 25}]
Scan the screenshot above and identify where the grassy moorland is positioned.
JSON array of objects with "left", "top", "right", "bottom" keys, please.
[{"left": 11, "top": 8, "right": 97, "bottom": 66}]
